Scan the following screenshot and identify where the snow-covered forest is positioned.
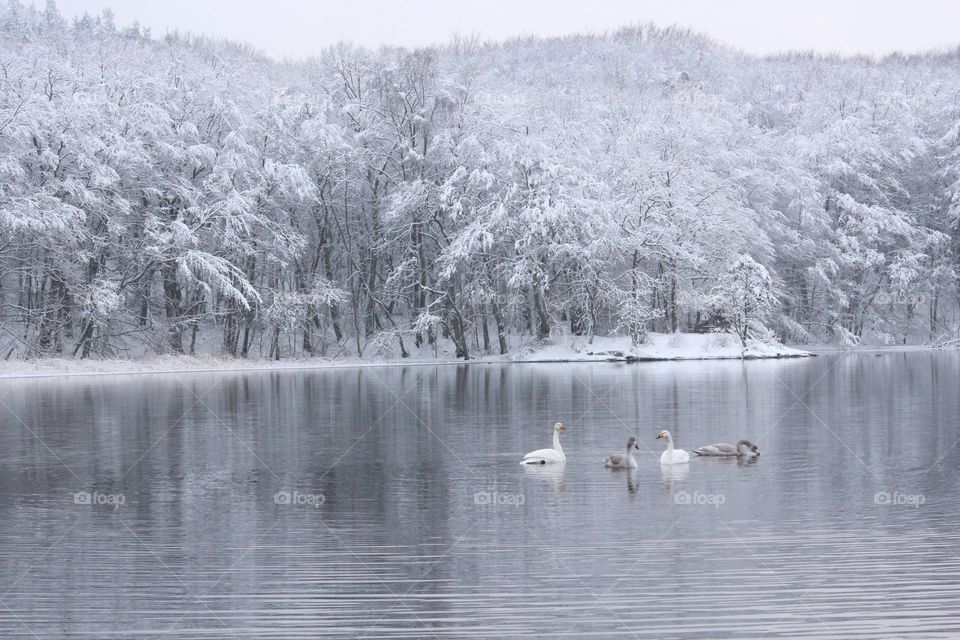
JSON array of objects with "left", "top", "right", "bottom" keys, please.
[{"left": 1, "top": 1, "right": 958, "bottom": 361}]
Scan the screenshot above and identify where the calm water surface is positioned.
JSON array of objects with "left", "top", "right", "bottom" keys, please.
[{"left": 1, "top": 351, "right": 959, "bottom": 638}]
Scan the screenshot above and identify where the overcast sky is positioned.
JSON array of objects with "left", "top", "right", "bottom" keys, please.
[{"left": 53, "top": 0, "right": 960, "bottom": 59}]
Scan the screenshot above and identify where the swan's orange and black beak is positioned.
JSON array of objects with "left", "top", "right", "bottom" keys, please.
[
  {"left": 655, "top": 431, "right": 664, "bottom": 439},
  {"left": 558, "top": 423, "right": 566, "bottom": 430}
]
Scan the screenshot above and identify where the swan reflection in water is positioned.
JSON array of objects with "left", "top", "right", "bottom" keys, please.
[
  {"left": 625, "top": 469, "right": 638, "bottom": 494},
  {"left": 522, "top": 461, "right": 565, "bottom": 494},
  {"left": 660, "top": 462, "right": 690, "bottom": 497}
]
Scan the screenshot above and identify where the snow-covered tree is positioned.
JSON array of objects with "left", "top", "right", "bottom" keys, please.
[
  {"left": 711, "top": 255, "right": 779, "bottom": 347},
  {"left": 0, "top": 6, "right": 957, "bottom": 360}
]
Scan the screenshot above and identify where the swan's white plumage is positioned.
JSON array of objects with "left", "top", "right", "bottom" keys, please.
[
  {"left": 660, "top": 448, "right": 690, "bottom": 464},
  {"left": 656, "top": 430, "right": 690, "bottom": 465},
  {"left": 521, "top": 422, "right": 566, "bottom": 464},
  {"left": 522, "top": 448, "right": 565, "bottom": 464}
]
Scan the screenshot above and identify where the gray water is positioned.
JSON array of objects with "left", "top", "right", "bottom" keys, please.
[{"left": 1, "top": 351, "right": 959, "bottom": 638}]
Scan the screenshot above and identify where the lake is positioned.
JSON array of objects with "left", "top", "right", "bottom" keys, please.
[{"left": 1, "top": 351, "right": 959, "bottom": 638}]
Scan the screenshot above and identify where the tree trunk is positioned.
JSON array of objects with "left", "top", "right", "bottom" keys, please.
[
  {"left": 446, "top": 288, "right": 470, "bottom": 359},
  {"left": 670, "top": 273, "right": 678, "bottom": 333},
  {"left": 270, "top": 326, "right": 281, "bottom": 360},
  {"left": 73, "top": 319, "right": 95, "bottom": 358},
  {"left": 492, "top": 302, "right": 508, "bottom": 354},
  {"left": 930, "top": 287, "right": 940, "bottom": 340},
  {"left": 533, "top": 287, "right": 550, "bottom": 340},
  {"left": 322, "top": 244, "right": 343, "bottom": 342},
  {"left": 482, "top": 313, "right": 491, "bottom": 353},
  {"left": 161, "top": 263, "right": 183, "bottom": 354}
]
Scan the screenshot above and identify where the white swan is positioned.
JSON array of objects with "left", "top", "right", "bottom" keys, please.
[
  {"left": 521, "top": 422, "right": 567, "bottom": 464},
  {"left": 694, "top": 439, "right": 760, "bottom": 457},
  {"left": 656, "top": 430, "right": 690, "bottom": 465},
  {"left": 604, "top": 437, "right": 639, "bottom": 469}
]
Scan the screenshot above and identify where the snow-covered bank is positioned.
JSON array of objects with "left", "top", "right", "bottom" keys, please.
[
  {"left": 509, "top": 333, "right": 811, "bottom": 363},
  {"left": 0, "top": 333, "right": 811, "bottom": 380}
]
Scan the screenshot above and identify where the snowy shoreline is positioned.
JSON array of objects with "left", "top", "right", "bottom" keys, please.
[
  {"left": 0, "top": 333, "right": 818, "bottom": 380},
  {"left": 2, "top": 339, "right": 955, "bottom": 381}
]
